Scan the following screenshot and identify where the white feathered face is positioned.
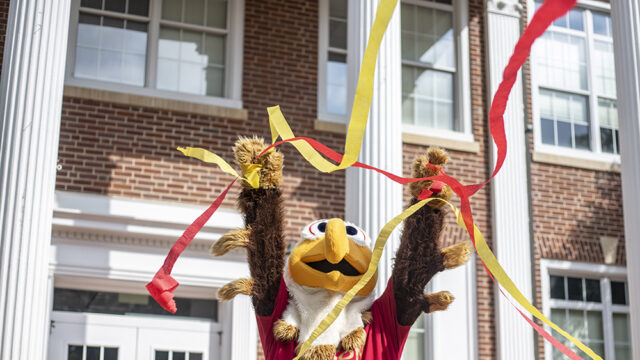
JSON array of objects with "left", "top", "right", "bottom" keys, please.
[{"left": 287, "top": 218, "right": 377, "bottom": 295}]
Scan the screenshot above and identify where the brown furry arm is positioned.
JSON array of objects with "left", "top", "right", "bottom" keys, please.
[
  {"left": 233, "top": 137, "right": 286, "bottom": 317},
  {"left": 238, "top": 188, "right": 286, "bottom": 316},
  {"left": 392, "top": 201, "right": 447, "bottom": 326}
]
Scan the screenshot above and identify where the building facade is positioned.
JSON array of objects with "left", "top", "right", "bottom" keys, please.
[{"left": 0, "top": 0, "right": 638, "bottom": 359}]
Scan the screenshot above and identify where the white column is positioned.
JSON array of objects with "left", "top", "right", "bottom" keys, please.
[
  {"left": 485, "top": 1, "right": 535, "bottom": 359},
  {"left": 229, "top": 296, "right": 258, "bottom": 360},
  {"left": 610, "top": 2, "right": 640, "bottom": 359},
  {"left": 345, "top": 0, "right": 403, "bottom": 296},
  {"left": 0, "top": 0, "right": 71, "bottom": 358}
]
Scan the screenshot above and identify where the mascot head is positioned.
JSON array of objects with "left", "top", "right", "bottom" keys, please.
[{"left": 287, "top": 218, "right": 377, "bottom": 296}]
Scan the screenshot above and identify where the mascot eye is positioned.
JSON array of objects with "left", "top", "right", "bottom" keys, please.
[
  {"left": 346, "top": 226, "right": 358, "bottom": 236},
  {"left": 318, "top": 222, "right": 327, "bottom": 233}
]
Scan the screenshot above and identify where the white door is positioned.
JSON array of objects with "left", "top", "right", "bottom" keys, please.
[
  {"left": 48, "top": 312, "right": 220, "bottom": 360},
  {"left": 49, "top": 312, "right": 137, "bottom": 360}
]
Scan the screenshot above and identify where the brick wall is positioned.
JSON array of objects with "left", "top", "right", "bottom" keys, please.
[
  {"left": 0, "top": 0, "right": 10, "bottom": 74},
  {"left": 521, "top": 0, "right": 625, "bottom": 358}
]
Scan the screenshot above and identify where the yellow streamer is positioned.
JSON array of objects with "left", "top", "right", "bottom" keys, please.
[{"left": 177, "top": 147, "right": 262, "bottom": 189}]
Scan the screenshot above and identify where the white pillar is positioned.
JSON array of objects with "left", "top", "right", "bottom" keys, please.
[
  {"left": 610, "top": 2, "right": 640, "bottom": 359},
  {"left": 227, "top": 296, "right": 258, "bottom": 360},
  {"left": 485, "top": 1, "right": 535, "bottom": 359},
  {"left": 0, "top": 0, "right": 71, "bottom": 358},
  {"left": 345, "top": 0, "right": 403, "bottom": 296}
]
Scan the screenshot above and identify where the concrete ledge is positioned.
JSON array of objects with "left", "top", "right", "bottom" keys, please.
[
  {"left": 533, "top": 151, "right": 621, "bottom": 173},
  {"left": 64, "top": 85, "right": 248, "bottom": 121},
  {"left": 314, "top": 119, "right": 347, "bottom": 134},
  {"left": 402, "top": 132, "right": 480, "bottom": 153}
]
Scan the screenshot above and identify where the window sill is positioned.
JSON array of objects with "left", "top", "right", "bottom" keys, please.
[
  {"left": 402, "top": 132, "right": 480, "bottom": 153},
  {"left": 532, "top": 150, "right": 621, "bottom": 173},
  {"left": 313, "top": 120, "right": 481, "bottom": 153},
  {"left": 63, "top": 84, "right": 248, "bottom": 121}
]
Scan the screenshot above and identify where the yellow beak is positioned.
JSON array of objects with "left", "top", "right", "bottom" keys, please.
[{"left": 324, "top": 218, "right": 348, "bottom": 264}]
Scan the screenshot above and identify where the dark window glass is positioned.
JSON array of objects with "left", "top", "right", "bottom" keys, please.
[
  {"left": 81, "top": 0, "right": 102, "bottom": 9},
  {"left": 611, "top": 281, "right": 627, "bottom": 305},
  {"left": 592, "top": 13, "right": 611, "bottom": 36},
  {"left": 541, "top": 118, "right": 555, "bottom": 145},
  {"left": 105, "top": 0, "right": 126, "bottom": 13},
  {"left": 601, "top": 128, "right": 614, "bottom": 153},
  {"left": 87, "top": 346, "right": 101, "bottom": 360},
  {"left": 104, "top": 347, "right": 119, "bottom": 360},
  {"left": 127, "top": 20, "right": 148, "bottom": 32},
  {"left": 68, "top": 345, "right": 83, "bottom": 360},
  {"left": 174, "top": 352, "right": 186, "bottom": 360},
  {"left": 79, "top": 13, "right": 101, "bottom": 25},
  {"left": 574, "top": 124, "right": 590, "bottom": 150},
  {"left": 615, "top": 130, "right": 620, "bottom": 154},
  {"left": 128, "top": 0, "right": 149, "bottom": 16},
  {"left": 190, "top": 353, "right": 203, "bottom": 360},
  {"left": 550, "top": 275, "right": 565, "bottom": 299},
  {"left": 54, "top": 288, "right": 218, "bottom": 321},
  {"left": 103, "top": 17, "right": 124, "bottom": 29},
  {"left": 585, "top": 279, "right": 601, "bottom": 303},
  {"left": 435, "top": 0, "right": 452, "bottom": 4},
  {"left": 557, "top": 121, "right": 572, "bottom": 148},
  {"left": 568, "top": 9, "right": 584, "bottom": 31},
  {"left": 567, "top": 277, "right": 583, "bottom": 301},
  {"left": 155, "top": 351, "right": 169, "bottom": 360}
]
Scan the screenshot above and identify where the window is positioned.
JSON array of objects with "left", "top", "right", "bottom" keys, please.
[
  {"left": 404, "top": 315, "right": 426, "bottom": 359},
  {"left": 67, "top": 0, "right": 244, "bottom": 107},
  {"left": 400, "top": 0, "right": 470, "bottom": 138},
  {"left": 68, "top": 345, "right": 118, "bottom": 360},
  {"left": 318, "top": 0, "right": 349, "bottom": 121},
  {"left": 154, "top": 350, "right": 203, "bottom": 360},
  {"left": 533, "top": 1, "right": 618, "bottom": 155},
  {"left": 543, "top": 262, "right": 632, "bottom": 360}
]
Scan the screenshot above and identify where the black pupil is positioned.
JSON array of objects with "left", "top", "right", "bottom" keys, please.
[
  {"left": 346, "top": 226, "right": 357, "bottom": 236},
  {"left": 318, "top": 222, "right": 327, "bottom": 232}
]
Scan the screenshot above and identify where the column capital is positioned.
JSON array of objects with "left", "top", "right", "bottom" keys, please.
[{"left": 487, "top": 0, "right": 524, "bottom": 18}]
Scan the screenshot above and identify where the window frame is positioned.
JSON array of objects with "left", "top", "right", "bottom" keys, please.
[
  {"left": 65, "top": 0, "right": 245, "bottom": 109},
  {"left": 530, "top": 0, "right": 620, "bottom": 163},
  {"left": 540, "top": 259, "right": 630, "bottom": 360},
  {"left": 400, "top": 0, "right": 473, "bottom": 143}
]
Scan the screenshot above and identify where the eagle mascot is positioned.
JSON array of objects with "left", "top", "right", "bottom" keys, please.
[{"left": 212, "top": 137, "right": 472, "bottom": 360}]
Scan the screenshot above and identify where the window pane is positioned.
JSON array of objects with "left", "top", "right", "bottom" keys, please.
[
  {"left": 434, "top": 10, "right": 454, "bottom": 68},
  {"left": 330, "top": 0, "right": 347, "bottom": 19},
  {"left": 550, "top": 275, "right": 565, "bottom": 299},
  {"left": 190, "top": 353, "right": 203, "bottom": 360},
  {"left": 158, "top": 27, "right": 181, "bottom": 60},
  {"left": 601, "top": 127, "right": 614, "bottom": 153},
  {"left": 327, "top": 58, "right": 347, "bottom": 115},
  {"left": 179, "top": 62, "right": 205, "bottom": 94},
  {"left": 574, "top": 124, "right": 590, "bottom": 150},
  {"left": 615, "top": 345, "right": 632, "bottom": 360},
  {"left": 329, "top": 19, "right": 347, "bottom": 49},
  {"left": 81, "top": 0, "right": 102, "bottom": 9},
  {"left": 611, "top": 281, "right": 627, "bottom": 305},
  {"left": 592, "top": 13, "right": 612, "bottom": 37},
  {"left": 128, "top": 0, "right": 149, "bottom": 16},
  {"left": 77, "top": 14, "right": 101, "bottom": 47},
  {"left": 162, "top": 0, "right": 182, "bottom": 21},
  {"left": 155, "top": 351, "right": 169, "bottom": 360},
  {"left": 557, "top": 121, "right": 572, "bottom": 148},
  {"left": 401, "top": 4, "right": 454, "bottom": 69},
  {"left": 124, "top": 21, "right": 147, "bottom": 54},
  {"left": 593, "top": 41, "right": 616, "bottom": 97},
  {"left": 174, "top": 352, "right": 186, "bottom": 360},
  {"left": 586, "top": 311, "right": 603, "bottom": 339},
  {"left": 567, "top": 277, "right": 583, "bottom": 301},
  {"left": 102, "top": 18, "right": 125, "bottom": 50},
  {"left": 599, "top": 99, "right": 618, "bottom": 128},
  {"left": 75, "top": 47, "right": 99, "bottom": 78},
  {"left": 567, "top": 310, "right": 586, "bottom": 338},
  {"left": 104, "top": 347, "right": 118, "bottom": 360},
  {"left": 68, "top": 345, "right": 83, "bottom": 360},
  {"left": 205, "top": 66, "right": 224, "bottom": 97},
  {"left": 105, "top": 0, "right": 126, "bottom": 13},
  {"left": 404, "top": 330, "right": 424, "bottom": 359},
  {"left": 585, "top": 279, "right": 601, "bottom": 302},
  {"left": 185, "top": 0, "right": 205, "bottom": 25},
  {"left": 541, "top": 118, "right": 555, "bottom": 145},
  {"left": 613, "top": 313, "right": 630, "bottom": 342},
  {"left": 86, "top": 346, "right": 100, "bottom": 360},
  {"left": 206, "top": 0, "right": 227, "bottom": 28},
  {"left": 568, "top": 9, "right": 584, "bottom": 31},
  {"left": 536, "top": 32, "right": 587, "bottom": 91},
  {"left": 205, "top": 34, "right": 225, "bottom": 65}
]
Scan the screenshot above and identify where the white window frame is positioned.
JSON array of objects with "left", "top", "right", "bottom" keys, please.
[
  {"left": 529, "top": 0, "right": 620, "bottom": 163},
  {"left": 400, "top": 0, "right": 473, "bottom": 143},
  {"left": 317, "top": 0, "right": 350, "bottom": 123},
  {"left": 65, "top": 0, "right": 245, "bottom": 109},
  {"left": 540, "top": 259, "right": 630, "bottom": 360}
]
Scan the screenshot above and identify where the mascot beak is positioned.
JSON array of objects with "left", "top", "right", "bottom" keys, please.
[{"left": 324, "top": 218, "right": 348, "bottom": 264}]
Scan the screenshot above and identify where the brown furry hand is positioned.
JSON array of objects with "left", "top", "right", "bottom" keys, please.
[
  {"left": 233, "top": 136, "right": 283, "bottom": 189},
  {"left": 409, "top": 147, "right": 452, "bottom": 208}
]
